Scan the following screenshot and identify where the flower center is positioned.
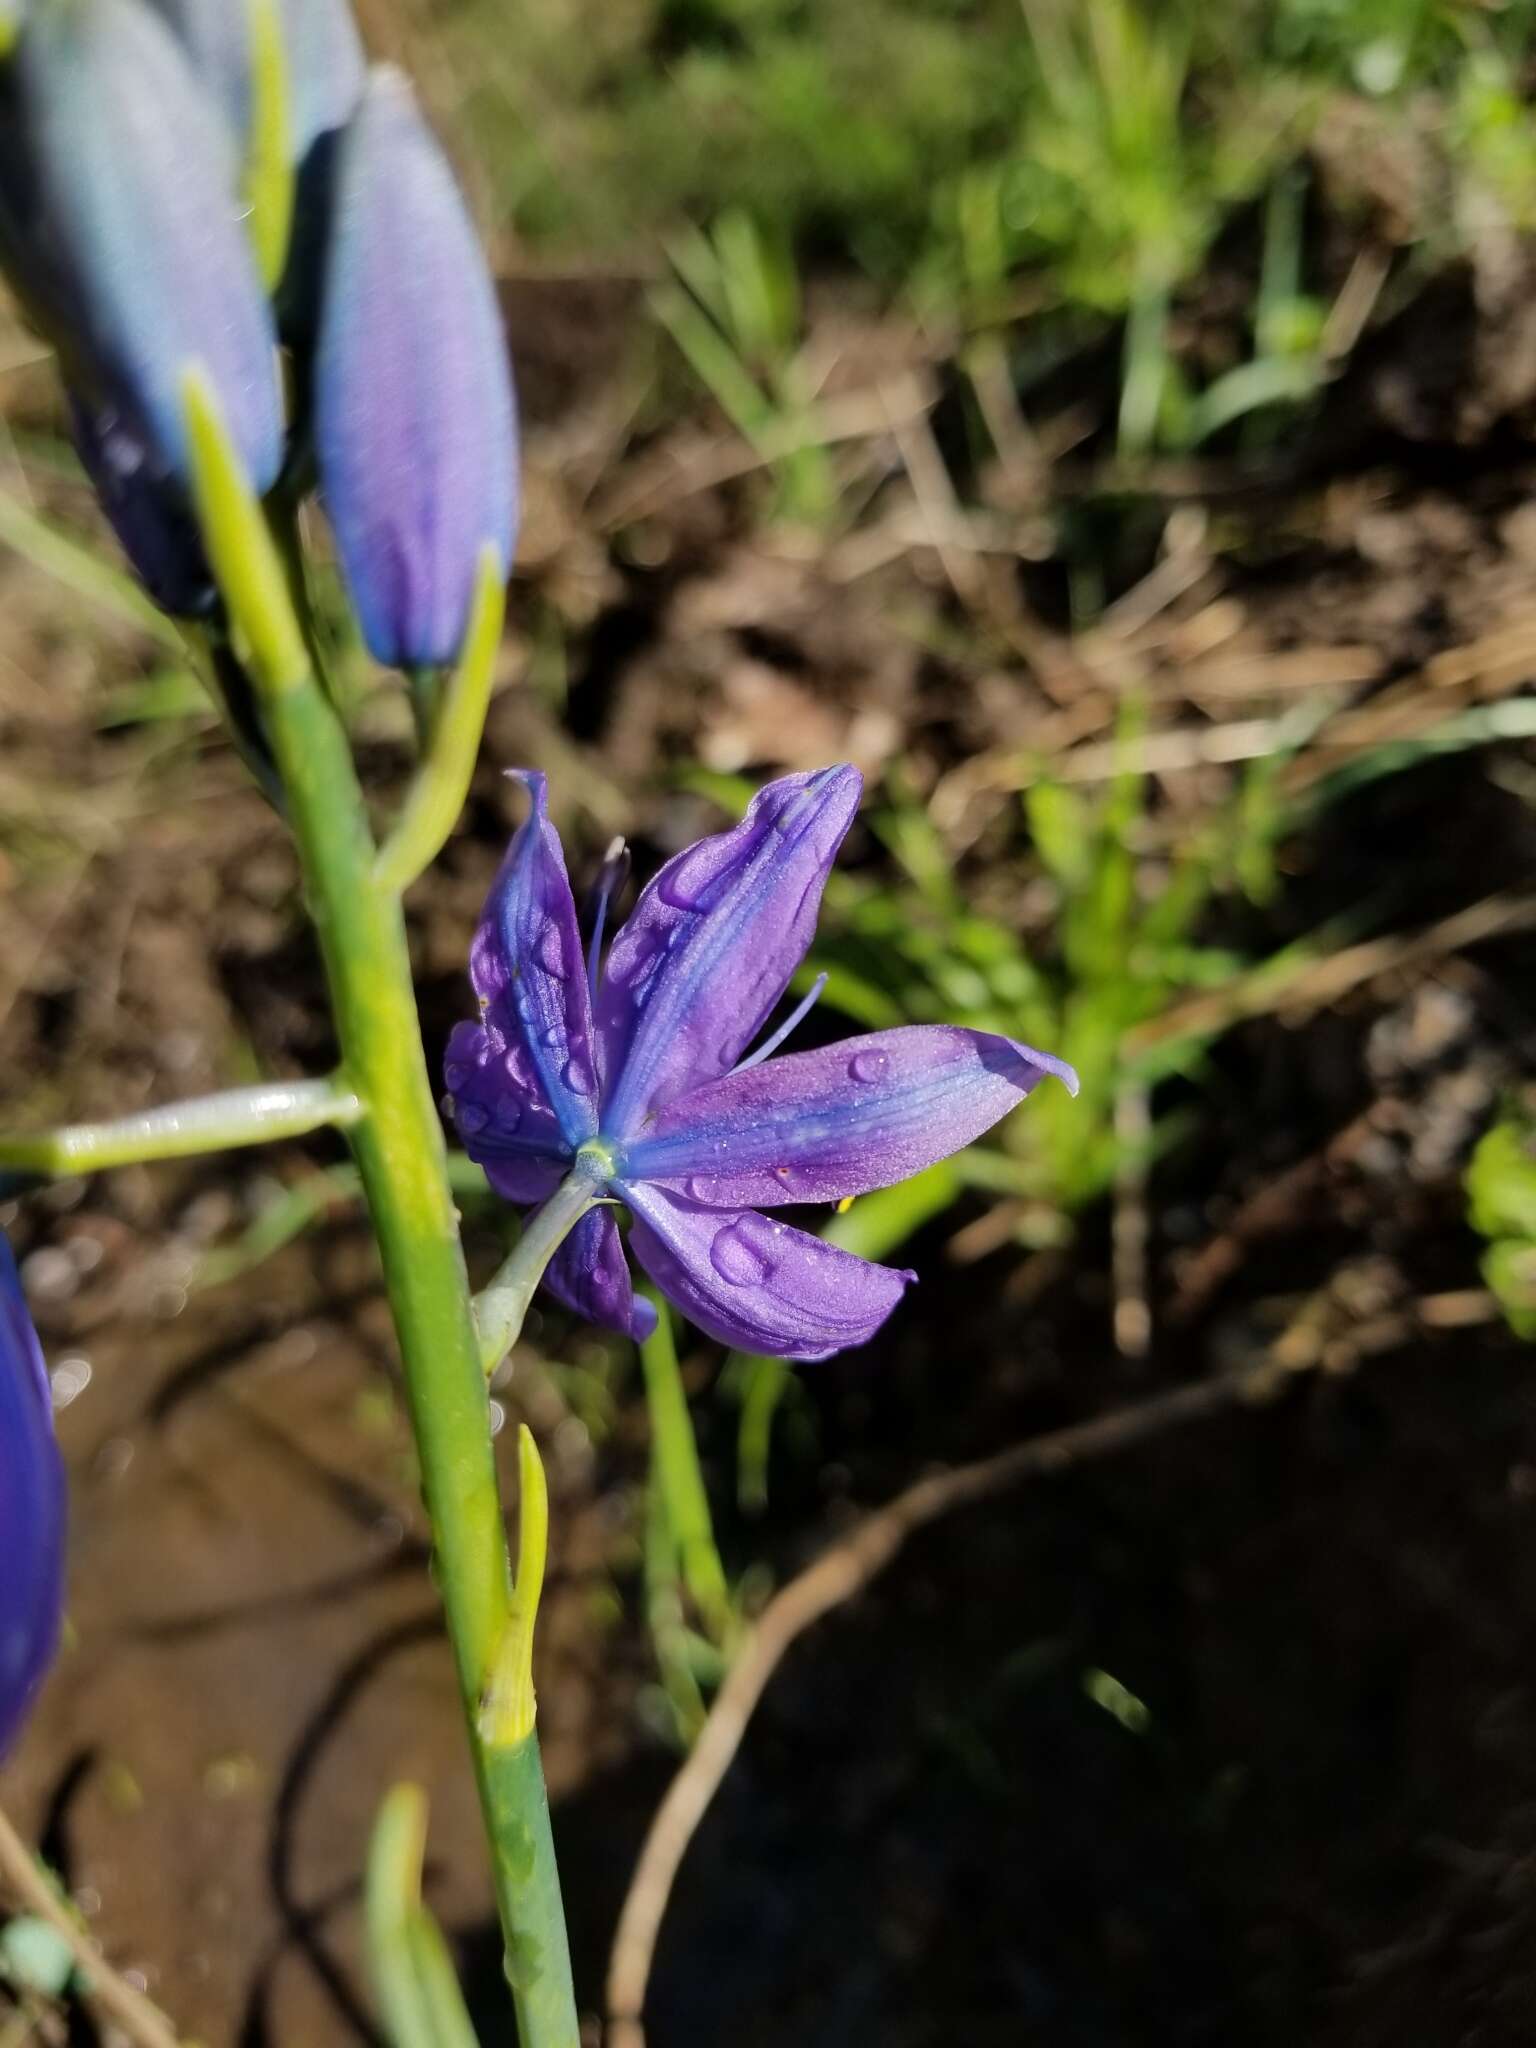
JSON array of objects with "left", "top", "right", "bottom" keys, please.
[{"left": 574, "top": 1135, "right": 620, "bottom": 1186}]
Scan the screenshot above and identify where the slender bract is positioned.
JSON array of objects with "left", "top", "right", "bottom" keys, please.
[
  {"left": 315, "top": 67, "right": 518, "bottom": 666},
  {"left": 447, "top": 769, "right": 1077, "bottom": 1359},
  {"left": 0, "top": 1235, "right": 64, "bottom": 1756},
  {"left": 0, "top": 0, "right": 282, "bottom": 490}
]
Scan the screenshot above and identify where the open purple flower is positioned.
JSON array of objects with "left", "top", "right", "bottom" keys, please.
[
  {"left": 0, "top": 1236, "right": 65, "bottom": 1755},
  {"left": 446, "top": 767, "right": 1077, "bottom": 1362}
]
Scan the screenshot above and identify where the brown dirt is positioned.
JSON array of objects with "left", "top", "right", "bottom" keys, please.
[{"left": 5, "top": 268, "right": 1536, "bottom": 2046}]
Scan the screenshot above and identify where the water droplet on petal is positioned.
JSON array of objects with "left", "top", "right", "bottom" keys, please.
[
  {"left": 658, "top": 842, "right": 723, "bottom": 911},
  {"left": 458, "top": 1101, "right": 489, "bottom": 1136},
  {"left": 562, "top": 1055, "right": 594, "bottom": 1097},
  {"left": 536, "top": 923, "right": 569, "bottom": 979},
  {"left": 709, "top": 1220, "right": 773, "bottom": 1288},
  {"left": 504, "top": 1045, "right": 532, "bottom": 1089},
  {"left": 493, "top": 1100, "right": 523, "bottom": 1135},
  {"left": 848, "top": 1049, "right": 889, "bottom": 1084},
  {"left": 444, "top": 1062, "right": 467, "bottom": 1091}
]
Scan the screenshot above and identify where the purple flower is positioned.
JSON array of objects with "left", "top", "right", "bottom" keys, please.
[
  {"left": 0, "top": 1236, "right": 65, "bottom": 1755},
  {"left": 446, "top": 768, "right": 1077, "bottom": 1362},
  {"left": 314, "top": 68, "right": 518, "bottom": 667}
]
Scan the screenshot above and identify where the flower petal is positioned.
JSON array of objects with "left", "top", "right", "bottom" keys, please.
[
  {"left": 468, "top": 773, "right": 599, "bottom": 1151},
  {"left": 597, "top": 767, "right": 861, "bottom": 1136},
  {"left": 621, "top": 1182, "right": 913, "bottom": 1362},
  {"left": 540, "top": 1208, "right": 657, "bottom": 1344},
  {"left": 315, "top": 67, "right": 518, "bottom": 666},
  {"left": 625, "top": 1025, "right": 1078, "bottom": 1206},
  {"left": 443, "top": 1019, "right": 566, "bottom": 1204},
  {"left": 0, "top": 1237, "right": 65, "bottom": 1756}
]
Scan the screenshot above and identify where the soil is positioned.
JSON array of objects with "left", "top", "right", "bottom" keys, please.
[{"left": 7, "top": 261, "right": 1536, "bottom": 2045}]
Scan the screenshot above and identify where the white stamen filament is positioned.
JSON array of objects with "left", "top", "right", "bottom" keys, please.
[{"left": 731, "top": 972, "right": 828, "bottom": 1073}]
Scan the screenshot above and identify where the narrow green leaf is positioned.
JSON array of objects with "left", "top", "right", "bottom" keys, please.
[{"left": 365, "top": 1784, "right": 481, "bottom": 2048}]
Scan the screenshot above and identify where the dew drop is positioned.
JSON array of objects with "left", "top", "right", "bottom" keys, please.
[
  {"left": 848, "top": 1048, "right": 890, "bottom": 1084},
  {"left": 562, "top": 1055, "right": 594, "bottom": 1096},
  {"left": 444, "top": 1062, "right": 467, "bottom": 1092},
  {"left": 504, "top": 1045, "right": 532, "bottom": 1089},
  {"left": 658, "top": 843, "right": 723, "bottom": 912},
  {"left": 709, "top": 1220, "right": 772, "bottom": 1288},
  {"left": 458, "top": 1101, "right": 489, "bottom": 1136},
  {"left": 535, "top": 923, "right": 570, "bottom": 978}
]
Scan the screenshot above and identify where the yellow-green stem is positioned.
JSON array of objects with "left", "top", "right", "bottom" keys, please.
[
  {"left": 262, "top": 661, "right": 579, "bottom": 2048},
  {"left": 182, "top": 374, "right": 579, "bottom": 2047}
]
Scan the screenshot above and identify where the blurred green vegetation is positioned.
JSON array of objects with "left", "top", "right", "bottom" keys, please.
[
  {"left": 434, "top": 0, "right": 1536, "bottom": 270},
  {"left": 802, "top": 744, "right": 1296, "bottom": 1220},
  {"left": 422, "top": 0, "right": 1536, "bottom": 448},
  {"left": 1468, "top": 1112, "right": 1536, "bottom": 1338}
]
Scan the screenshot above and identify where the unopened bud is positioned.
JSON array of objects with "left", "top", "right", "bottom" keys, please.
[
  {"left": 0, "top": 0, "right": 283, "bottom": 493},
  {"left": 147, "top": 0, "right": 363, "bottom": 172},
  {"left": 71, "top": 394, "right": 217, "bottom": 618},
  {"left": 314, "top": 68, "right": 517, "bottom": 667}
]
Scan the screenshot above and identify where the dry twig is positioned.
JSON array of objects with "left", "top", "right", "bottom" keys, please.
[
  {"left": 0, "top": 1805, "right": 183, "bottom": 2048},
  {"left": 606, "top": 1340, "right": 1338, "bottom": 2045},
  {"left": 607, "top": 1274, "right": 1493, "bottom": 2043}
]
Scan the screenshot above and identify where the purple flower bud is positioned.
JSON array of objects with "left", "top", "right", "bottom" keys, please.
[
  {"left": 71, "top": 392, "right": 217, "bottom": 618},
  {"left": 315, "top": 68, "right": 518, "bottom": 667},
  {"left": 145, "top": 0, "right": 364, "bottom": 173},
  {"left": 0, "top": 1236, "right": 65, "bottom": 1755},
  {"left": 0, "top": 0, "right": 282, "bottom": 493},
  {"left": 142, "top": 0, "right": 364, "bottom": 337}
]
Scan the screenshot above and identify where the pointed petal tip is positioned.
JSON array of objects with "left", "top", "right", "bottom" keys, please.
[
  {"left": 631, "top": 1294, "right": 660, "bottom": 1343},
  {"left": 1028, "top": 1045, "right": 1080, "bottom": 1097}
]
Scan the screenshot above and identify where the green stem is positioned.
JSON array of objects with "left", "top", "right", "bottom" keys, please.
[
  {"left": 265, "top": 646, "right": 578, "bottom": 2048},
  {"left": 477, "top": 1167, "right": 605, "bottom": 1376},
  {"left": 482, "top": 1736, "right": 576, "bottom": 2044},
  {"left": 183, "top": 374, "right": 580, "bottom": 2048},
  {"left": 637, "top": 1287, "right": 732, "bottom": 1643},
  {"left": 0, "top": 1077, "right": 359, "bottom": 1177}
]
